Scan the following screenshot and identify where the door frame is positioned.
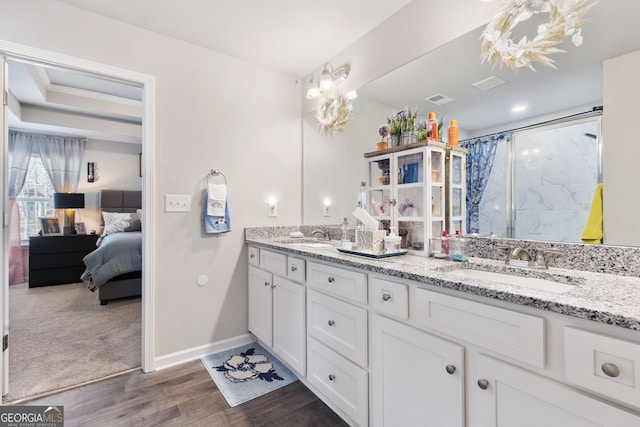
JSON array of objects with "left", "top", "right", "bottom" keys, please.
[{"left": 0, "top": 40, "right": 156, "bottom": 395}]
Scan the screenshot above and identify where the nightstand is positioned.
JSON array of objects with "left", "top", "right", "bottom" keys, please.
[{"left": 28, "top": 234, "right": 100, "bottom": 288}]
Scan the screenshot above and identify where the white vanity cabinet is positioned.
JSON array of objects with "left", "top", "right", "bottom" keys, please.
[
  {"left": 247, "top": 249, "right": 306, "bottom": 375},
  {"left": 474, "top": 354, "right": 640, "bottom": 427},
  {"left": 306, "top": 261, "right": 369, "bottom": 427},
  {"left": 246, "top": 244, "right": 640, "bottom": 426},
  {"left": 371, "top": 314, "right": 464, "bottom": 427},
  {"left": 364, "top": 142, "right": 447, "bottom": 255}
]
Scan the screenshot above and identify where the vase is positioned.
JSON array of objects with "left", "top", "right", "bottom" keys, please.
[
  {"left": 401, "top": 131, "right": 417, "bottom": 145},
  {"left": 376, "top": 141, "right": 388, "bottom": 151},
  {"left": 389, "top": 134, "right": 400, "bottom": 148}
]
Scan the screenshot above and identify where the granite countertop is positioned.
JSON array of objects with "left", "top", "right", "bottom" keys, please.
[{"left": 246, "top": 236, "right": 640, "bottom": 331}]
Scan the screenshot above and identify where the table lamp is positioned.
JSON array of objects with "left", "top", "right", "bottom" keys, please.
[{"left": 53, "top": 192, "right": 85, "bottom": 235}]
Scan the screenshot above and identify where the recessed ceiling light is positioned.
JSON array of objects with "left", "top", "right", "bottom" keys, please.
[{"left": 512, "top": 105, "right": 527, "bottom": 113}]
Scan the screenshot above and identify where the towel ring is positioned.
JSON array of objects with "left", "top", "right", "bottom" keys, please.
[{"left": 206, "top": 169, "right": 227, "bottom": 185}]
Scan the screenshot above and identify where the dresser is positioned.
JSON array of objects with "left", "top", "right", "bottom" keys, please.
[{"left": 28, "top": 234, "right": 99, "bottom": 288}]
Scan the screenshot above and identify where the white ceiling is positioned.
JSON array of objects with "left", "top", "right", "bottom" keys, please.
[
  {"left": 8, "top": 0, "right": 415, "bottom": 143},
  {"left": 8, "top": 0, "right": 640, "bottom": 142},
  {"left": 55, "top": 0, "right": 415, "bottom": 77}
]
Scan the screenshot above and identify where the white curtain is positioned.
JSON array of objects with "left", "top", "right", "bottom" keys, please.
[
  {"left": 7, "top": 130, "right": 35, "bottom": 285},
  {"left": 36, "top": 134, "right": 85, "bottom": 192},
  {"left": 7, "top": 130, "right": 85, "bottom": 285}
]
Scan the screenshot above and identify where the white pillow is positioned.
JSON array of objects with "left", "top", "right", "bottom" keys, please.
[
  {"left": 102, "top": 211, "right": 141, "bottom": 237},
  {"left": 136, "top": 209, "right": 143, "bottom": 230}
]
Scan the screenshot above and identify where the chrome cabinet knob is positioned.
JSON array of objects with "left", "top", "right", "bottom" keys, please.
[
  {"left": 328, "top": 320, "right": 335, "bottom": 326},
  {"left": 328, "top": 277, "right": 335, "bottom": 283},
  {"left": 250, "top": 253, "right": 255, "bottom": 258},
  {"left": 271, "top": 284, "right": 276, "bottom": 289},
  {"left": 382, "top": 293, "right": 391, "bottom": 302},
  {"left": 477, "top": 379, "right": 489, "bottom": 390},
  {"left": 291, "top": 265, "right": 297, "bottom": 272},
  {"left": 445, "top": 365, "right": 456, "bottom": 375},
  {"left": 329, "top": 374, "right": 336, "bottom": 381},
  {"left": 264, "top": 281, "right": 270, "bottom": 287},
  {"left": 602, "top": 363, "right": 620, "bottom": 378}
]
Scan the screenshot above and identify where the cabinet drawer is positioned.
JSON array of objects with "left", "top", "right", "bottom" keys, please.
[
  {"left": 287, "top": 257, "right": 306, "bottom": 283},
  {"left": 414, "top": 288, "right": 545, "bottom": 368},
  {"left": 371, "top": 276, "right": 408, "bottom": 319},
  {"left": 307, "top": 261, "right": 367, "bottom": 304},
  {"left": 260, "top": 249, "right": 287, "bottom": 276},
  {"left": 564, "top": 327, "right": 640, "bottom": 409},
  {"left": 308, "top": 337, "right": 368, "bottom": 427},
  {"left": 248, "top": 246, "right": 260, "bottom": 266},
  {"left": 308, "top": 289, "right": 368, "bottom": 367}
]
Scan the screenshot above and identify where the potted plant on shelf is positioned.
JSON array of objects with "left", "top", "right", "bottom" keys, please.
[
  {"left": 377, "top": 124, "right": 389, "bottom": 150},
  {"left": 399, "top": 106, "right": 418, "bottom": 145},
  {"left": 387, "top": 114, "right": 401, "bottom": 147},
  {"left": 417, "top": 120, "right": 427, "bottom": 141}
]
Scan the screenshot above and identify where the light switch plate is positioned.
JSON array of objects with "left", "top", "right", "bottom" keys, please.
[{"left": 165, "top": 194, "right": 192, "bottom": 212}]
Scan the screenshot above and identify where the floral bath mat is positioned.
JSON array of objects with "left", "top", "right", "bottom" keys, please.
[{"left": 200, "top": 342, "right": 298, "bottom": 407}]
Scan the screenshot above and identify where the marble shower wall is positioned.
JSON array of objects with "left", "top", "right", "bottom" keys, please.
[{"left": 479, "top": 120, "right": 599, "bottom": 243}]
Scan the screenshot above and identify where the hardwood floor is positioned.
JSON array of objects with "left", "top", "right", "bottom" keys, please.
[{"left": 25, "top": 359, "right": 348, "bottom": 427}]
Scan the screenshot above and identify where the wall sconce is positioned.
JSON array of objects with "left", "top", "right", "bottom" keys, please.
[
  {"left": 323, "top": 198, "right": 331, "bottom": 217},
  {"left": 306, "top": 63, "right": 351, "bottom": 99},
  {"left": 87, "top": 162, "right": 95, "bottom": 182},
  {"left": 268, "top": 197, "right": 278, "bottom": 218}
]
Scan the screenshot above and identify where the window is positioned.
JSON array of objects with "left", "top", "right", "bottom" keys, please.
[{"left": 16, "top": 155, "right": 55, "bottom": 240}]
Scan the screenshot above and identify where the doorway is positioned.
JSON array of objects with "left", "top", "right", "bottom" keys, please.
[{"left": 0, "top": 41, "right": 155, "bottom": 399}]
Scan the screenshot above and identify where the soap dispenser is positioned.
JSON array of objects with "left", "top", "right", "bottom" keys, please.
[{"left": 384, "top": 227, "right": 402, "bottom": 253}]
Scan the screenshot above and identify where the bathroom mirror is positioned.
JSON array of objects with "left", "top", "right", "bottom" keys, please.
[{"left": 302, "top": 0, "right": 640, "bottom": 247}]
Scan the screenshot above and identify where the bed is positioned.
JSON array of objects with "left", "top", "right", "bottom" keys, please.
[{"left": 81, "top": 190, "right": 142, "bottom": 305}]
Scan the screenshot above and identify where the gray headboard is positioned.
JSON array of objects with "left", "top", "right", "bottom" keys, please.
[{"left": 99, "top": 190, "right": 142, "bottom": 225}]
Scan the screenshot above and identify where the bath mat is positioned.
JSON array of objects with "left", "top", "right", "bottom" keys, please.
[{"left": 200, "top": 342, "right": 298, "bottom": 407}]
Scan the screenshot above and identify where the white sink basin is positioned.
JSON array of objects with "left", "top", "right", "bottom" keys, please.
[{"left": 449, "top": 268, "right": 575, "bottom": 294}]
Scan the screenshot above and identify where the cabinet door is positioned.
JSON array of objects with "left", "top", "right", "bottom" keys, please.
[
  {"left": 248, "top": 266, "right": 273, "bottom": 346},
  {"left": 372, "top": 315, "right": 464, "bottom": 427},
  {"left": 474, "top": 354, "right": 640, "bottom": 427},
  {"left": 273, "top": 276, "right": 306, "bottom": 375}
]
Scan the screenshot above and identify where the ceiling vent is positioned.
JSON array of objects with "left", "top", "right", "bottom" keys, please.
[
  {"left": 425, "top": 93, "right": 454, "bottom": 105},
  {"left": 472, "top": 75, "right": 506, "bottom": 91}
]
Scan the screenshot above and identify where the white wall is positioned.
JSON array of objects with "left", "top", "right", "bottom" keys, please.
[
  {"left": 0, "top": 0, "right": 301, "bottom": 359},
  {"left": 303, "top": 96, "right": 393, "bottom": 226},
  {"left": 76, "top": 139, "right": 142, "bottom": 233},
  {"left": 0, "top": 0, "right": 499, "bottom": 365},
  {"left": 603, "top": 49, "right": 640, "bottom": 245}
]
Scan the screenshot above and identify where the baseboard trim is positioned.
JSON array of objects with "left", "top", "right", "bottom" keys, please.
[{"left": 153, "top": 333, "right": 255, "bottom": 371}]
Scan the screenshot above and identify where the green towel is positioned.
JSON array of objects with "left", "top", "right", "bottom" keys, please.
[{"left": 581, "top": 183, "right": 603, "bottom": 244}]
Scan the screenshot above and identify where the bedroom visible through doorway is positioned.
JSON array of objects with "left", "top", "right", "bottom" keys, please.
[{"left": 0, "top": 44, "right": 155, "bottom": 400}]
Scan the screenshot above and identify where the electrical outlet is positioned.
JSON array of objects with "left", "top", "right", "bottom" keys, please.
[{"left": 165, "top": 194, "right": 192, "bottom": 212}]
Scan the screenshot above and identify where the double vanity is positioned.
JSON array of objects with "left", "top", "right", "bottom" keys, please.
[{"left": 246, "top": 226, "right": 640, "bottom": 426}]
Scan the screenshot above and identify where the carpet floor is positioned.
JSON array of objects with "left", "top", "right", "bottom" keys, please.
[{"left": 4, "top": 282, "right": 141, "bottom": 403}]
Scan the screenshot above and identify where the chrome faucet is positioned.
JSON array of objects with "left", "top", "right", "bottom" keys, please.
[
  {"left": 497, "top": 245, "right": 532, "bottom": 267},
  {"left": 534, "top": 249, "right": 562, "bottom": 270},
  {"left": 509, "top": 247, "right": 532, "bottom": 262},
  {"left": 311, "top": 228, "right": 331, "bottom": 241}
]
